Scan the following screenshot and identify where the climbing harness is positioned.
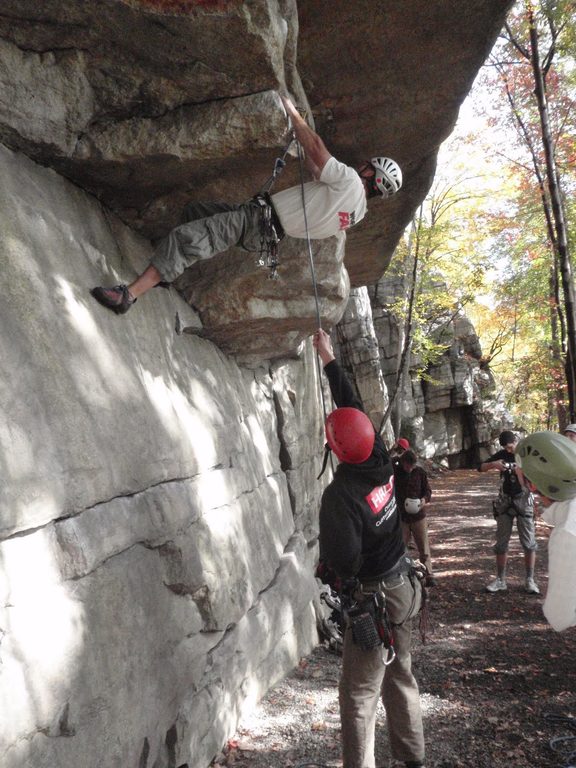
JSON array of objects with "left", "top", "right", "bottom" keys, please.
[
  {"left": 492, "top": 497, "right": 533, "bottom": 520},
  {"left": 253, "top": 136, "right": 295, "bottom": 279},
  {"left": 329, "top": 580, "right": 395, "bottom": 663},
  {"left": 252, "top": 191, "right": 285, "bottom": 280}
]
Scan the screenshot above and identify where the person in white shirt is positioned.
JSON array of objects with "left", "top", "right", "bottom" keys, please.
[
  {"left": 90, "top": 94, "right": 402, "bottom": 315},
  {"left": 515, "top": 431, "right": 576, "bottom": 631}
]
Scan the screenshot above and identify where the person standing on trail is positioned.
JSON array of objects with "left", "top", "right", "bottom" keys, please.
[
  {"left": 562, "top": 423, "right": 576, "bottom": 443},
  {"left": 90, "top": 95, "right": 402, "bottom": 315},
  {"left": 515, "top": 431, "right": 576, "bottom": 631},
  {"left": 478, "top": 430, "right": 540, "bottom": 595},
  {"left": 393, "top": 450, "right": 436, "bottom": 587},
  {"left": 313, "top": 328, "right": 426, "bottom": 768}
]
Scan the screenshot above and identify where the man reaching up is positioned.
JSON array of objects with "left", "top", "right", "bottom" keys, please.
[{"left": 90, "top": 95, "right": 402, "bottom": 315}]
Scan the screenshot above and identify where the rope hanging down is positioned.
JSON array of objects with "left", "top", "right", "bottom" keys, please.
[
  {"left": 294, "top": 135, "right": 329, "bottom": 427},
  {"left": 258, "top": 118, "right": 333, "bottom": 477},
  {"left": 292, "top": 134, "right": 336, "bottom": 481},
  {"left": 259, "top": 115, "right": 330, "bottom": 425}
]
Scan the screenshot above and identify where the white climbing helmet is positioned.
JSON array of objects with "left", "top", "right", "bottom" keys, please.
[
  {"left": 404, "top": 497, "right": 422, "bottom": 515},
  {"left": 370, "top": 157, "right": 403, "bottom": 197}
]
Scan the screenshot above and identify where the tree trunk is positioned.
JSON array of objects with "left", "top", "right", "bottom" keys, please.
[
  {"left": 549, "top": 268, "right": 569, "bottom": 429},
  {"left": 379, "top": 215, "right": 420, "bottom": 434},
  {"left": 528, "top": 4, "right": 576, "bottom": 420}
]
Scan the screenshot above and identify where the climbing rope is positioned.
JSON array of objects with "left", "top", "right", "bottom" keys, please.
[
  {"left": 259, "top": 136, "right": 296, "bottom": 196},
  {"left": 294, "top": 135, "right": 329, "bottom": 423},
  {"left": 257, "top": 111, "right": 334, "bottom": 474},
  {"left": 544, "top": 712, "right": 576, "bottom": 767}
]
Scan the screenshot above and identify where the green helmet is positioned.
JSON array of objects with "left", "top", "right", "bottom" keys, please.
[{"left": 515, "top": 431, "right": 576, "bottom": 501}]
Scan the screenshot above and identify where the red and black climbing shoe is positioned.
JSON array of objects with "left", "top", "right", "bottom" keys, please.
[{"left": 90, "top": 284, "right": 136, "bottom": 315}]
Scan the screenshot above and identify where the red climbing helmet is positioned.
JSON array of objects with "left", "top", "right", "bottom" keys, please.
[{"left": 325, "top": 407, "right": 375, "bottom": 464}]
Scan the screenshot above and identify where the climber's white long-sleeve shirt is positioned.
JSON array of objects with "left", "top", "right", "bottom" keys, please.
[{"left": 542, "top": 497, "right": 576, "bottom": 632}]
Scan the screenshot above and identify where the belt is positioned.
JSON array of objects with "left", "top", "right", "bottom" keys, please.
[{"left": 360, "top": 554, "right": 412, "bottom": 590}]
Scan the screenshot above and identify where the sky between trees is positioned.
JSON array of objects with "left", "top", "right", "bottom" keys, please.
[{"left": 406, "top": 0, "right": 576, "bottom": 433}]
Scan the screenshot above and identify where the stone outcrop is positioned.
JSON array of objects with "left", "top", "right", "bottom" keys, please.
[
  {"left": 0, "top": 0, "right": 514, "bottom": 359},
  {"left": 0, "top": 3, "right": 515, "bottom": 768},
  {"left": 368, "top": 278, "right": 511, "bottom": 467},
  {"left": 0, "top": 142, "right": 325, "bottom": 768},
  {"left": 328, "top": 288, "right": 394, "bottom": 445}
]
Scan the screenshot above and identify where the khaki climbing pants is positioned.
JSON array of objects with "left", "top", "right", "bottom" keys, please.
[
  {"left": 402, "top": 517, "right": 433, "bottom": 574},
  {"left": 151, "top": 200, "right": 262, "bottom": 282},
  {"left": 339, "top": 572, "right": 425, "bottom": 768}
]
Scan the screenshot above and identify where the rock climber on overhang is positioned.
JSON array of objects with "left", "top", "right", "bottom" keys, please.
[{"left": 90, "top": 94, "right": 402, "bottom": 315}]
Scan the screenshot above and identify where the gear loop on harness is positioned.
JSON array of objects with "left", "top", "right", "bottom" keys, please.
[
  {"left": 251, "top": 191, "right": 285, "bottom": 279},
  {"left": 252, "top": 129, "right": 295, "bottom": 279}
]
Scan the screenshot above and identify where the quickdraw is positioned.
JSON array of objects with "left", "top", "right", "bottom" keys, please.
[
  {"left": 252, "top": 191, "right": 284, "bottom": 280},
  {"left": 254, "top": 135, "right": 295, "bottom": 279}
]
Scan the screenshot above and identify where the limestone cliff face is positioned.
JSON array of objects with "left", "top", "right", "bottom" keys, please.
[
  {"left": 0, "top": 0, "right": 513, "bottom": 359},
  {"left": 0, "top": 3, "right": 514, "bottom": 768},
  {"left": 0, "top": 143, "right": 325, "bottom": 768}
]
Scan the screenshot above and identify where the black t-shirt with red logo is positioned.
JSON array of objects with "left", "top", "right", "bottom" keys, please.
[{"left": 318, "top": 361, "right": 405, "bottom": 580}]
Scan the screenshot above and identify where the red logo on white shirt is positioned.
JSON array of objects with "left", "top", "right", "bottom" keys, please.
[
  {"left": 365, "top": 477, "right": 395, "bottom": 515},
  {"left": 338, "top": 211, "right": 357, "bottom": 230}
]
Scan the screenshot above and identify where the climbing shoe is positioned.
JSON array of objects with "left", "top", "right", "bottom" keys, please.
[
  {"left": 486, "top": 577, "right": 507, "bottom": 593},
  {"left": 525, "top": 576, "right": 540, "bottom": 594},
  {"left": 90, "top": 284, "right": 136, "bottom": 315}
]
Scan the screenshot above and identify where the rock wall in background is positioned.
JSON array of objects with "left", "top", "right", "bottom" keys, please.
[{"left": 368, "top": 277, "right": 513, "bottom": 466}]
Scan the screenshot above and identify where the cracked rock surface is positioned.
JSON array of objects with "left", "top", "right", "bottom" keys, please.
[{"left": 0, "top": 0, "right": 513, "bottom": 359}]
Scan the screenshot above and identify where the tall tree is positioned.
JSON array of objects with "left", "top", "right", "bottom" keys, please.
[
  {"left": 377, "top": 176, "right": 490, "bottom": 434},
  {"left": 496, "top": 0, "right": 576, "bottom": 421}
]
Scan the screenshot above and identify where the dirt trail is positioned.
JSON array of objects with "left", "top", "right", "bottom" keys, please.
[{"left": 211, "top": 469, "right": 576, "bottom": 768}]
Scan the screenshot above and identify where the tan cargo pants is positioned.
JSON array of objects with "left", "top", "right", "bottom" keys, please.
[
  {"left": 402, "top": 517, "right": 433, "bottom": 574},
  {"left": 339, "top": 572, "right": 425, "bottom": 768}
]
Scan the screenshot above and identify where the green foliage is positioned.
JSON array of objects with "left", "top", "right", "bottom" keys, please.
[
  {"left": 383, "top": 1, "right": 576, "bottom": 428},
  {"left": 386, "top": 177, "right": 493, "bottom": 379},
  {"left": 438, "top": 0, "right": 576, "bottom": 428}
]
